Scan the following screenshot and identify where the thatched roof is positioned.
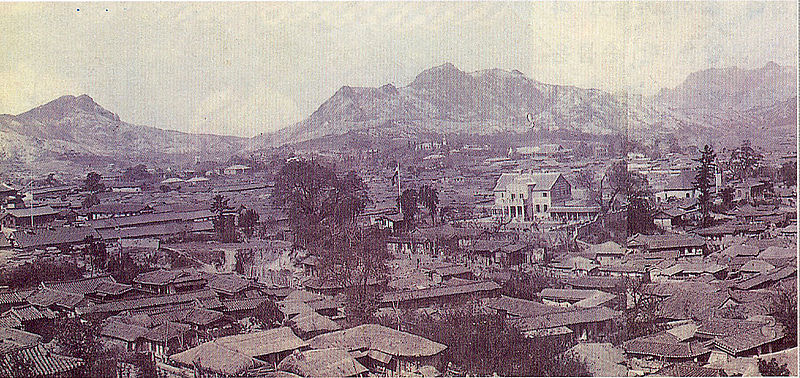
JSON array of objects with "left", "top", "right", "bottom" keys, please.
[
  {"left": 215, "top": 327, "right": 308, "bottom": 358},
  {"left": 309, "top": 324, "right": 446, "bottom": 358},
  {"left": 171, "top": 339, "right": 266, "bottom": 376},
  {"left": 277, "top": 348, "right": 368, "bottom": 377},
  {"left": 288, "top": 311, "right": 341, "bottom": 336}
]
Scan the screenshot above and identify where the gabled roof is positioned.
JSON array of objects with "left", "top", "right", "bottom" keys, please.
[
  {"left": 26, "top": 287, "right": 84, "bottom": 309},
  {"left": 11, "top": 227, "right": 100, "bottom": 249},
  {"left": 309, "top": 324, "right": 446, "bottom": 358},
  {"left": 492, "top": 172, "right": 564, "bottom": 192},
  {"left": 277, "top": 348, "right": 367, "bottom": 377}
]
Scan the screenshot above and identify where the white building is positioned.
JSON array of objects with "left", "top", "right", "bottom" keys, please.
[{"left": 492, "top": 172, "right": 572, "bottom": 222}]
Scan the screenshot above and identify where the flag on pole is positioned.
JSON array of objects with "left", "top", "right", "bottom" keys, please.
[{"left": 391, "top": 163, "right": 399, "bottom": 185}]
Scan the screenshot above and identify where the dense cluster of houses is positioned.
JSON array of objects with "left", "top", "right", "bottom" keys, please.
[{"left": 0, "top": 138, "right": 796, "bottom": 377}]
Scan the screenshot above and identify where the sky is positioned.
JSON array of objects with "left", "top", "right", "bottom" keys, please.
[{"left": 0, "top": 2, "right": 797, "bottom": 137}]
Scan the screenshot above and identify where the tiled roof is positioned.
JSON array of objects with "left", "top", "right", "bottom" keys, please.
[
  {"left": 0, "top": 344, "right": 84, "bottom": 376},
  {"left": 714, "top": 324, "right": 785, "bottom": 355},
  {"left": 11, "top": 227, "right": 100, "bottom": 249},
  {"left": 380, "top": 280, "right": 500, "bottom": 304},
  {"left": 80, "top": 289, "right": 217, "bottom": 315},
  {"left": 206, "top": 274, "right": 251, "bottom": 295},
  {"left": 100, "top": 320, "right": 149, "bottom": 343},
  {"left": 222, "top": 297, "right": 268, "bottom": 313},
  {"left": 514, "top": 306, "right": 618, "bottom": 331},
  {"left": 44, "top": 275, "right": 117, "bottom": 296},
  {"left": 623, "top": 332, "right": 710, "bottom": 359},
  {"left": 3, "top": 206, "right": 59, "bottom": 218},
  {"left": 26, "top": 288, "right": 84, "bottom": 309}
]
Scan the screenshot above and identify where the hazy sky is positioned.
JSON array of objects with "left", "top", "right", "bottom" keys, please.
[{"left": 1, "top": 2, "right": 797, "bottom": 137}]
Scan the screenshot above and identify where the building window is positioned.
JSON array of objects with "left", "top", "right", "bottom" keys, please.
[
  {"left": 686, "top": 193, "right": 690, "bottom": 198},
  {"left": 535, "top": 204, "right": 541, "bottom": 212},
  {"left": 543, "top": 204, "right": 548, "bottom": 212},
  {"left": 543, "top": 192, "right": 548, "bottom": 197},
  {"left": 511, "top": 193, "right": 515, "bottom": 200}
]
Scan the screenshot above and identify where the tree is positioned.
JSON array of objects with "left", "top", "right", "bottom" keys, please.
[
  {"left": 321, "top": 225, "right": 390, "bottom": 325},
  {"left": 234, "top": 249, "right": 254, "bottom": 275},
  {"left": 779, "top": 161, "right": 797, "bottom": 187},
  {"left": 211, "top": 194, "right": 236, "bottom": 242},
  {"left": 238, "top": 208, "right": 259, "bottom": 237},
  {"left": 759, "top": 358, "right": 790, "bottom": 376},
  {"left": 575, "top": 170, "right": 605, "bottom": 210},
  {"left": 399, "top": 189, "right": 418, "bottom": 231},
  {"left": 272, "top": 159, "right": 368, "bottom": 251},
  {"left": 772, "top": 286, "right": 797, "bottom": 348},
  {"left": 253, "top": 300, "right": 284, "bottom": 328},
  {"left": 122, "top": 164, "right": 152, "bottom": 182},
  {"left": 729, "top": 140, "right": 762, "bottom": 180},
  {"left": 378, "top": 306, "right": 589, "bottom": 376},
  {"left": 82, "top": 193, "right": 100, "bottom": 209},
  {"left": 52, "top": 317, "right": 113, "bottom": 377},
  {"left": 84, "top": 172, "right": 105, "bottom": 192},
  {"left": 720, "top": 186, "right": 735, "bottom": 210},
  {"left": 613, "top": 278, "right": 665, "bottom": 343},
  {"left": 417, "top": 184, "right": 439, "bottom": 225},
  {"left": 694, "top": 145, "right": 716, "bottom": 227}
]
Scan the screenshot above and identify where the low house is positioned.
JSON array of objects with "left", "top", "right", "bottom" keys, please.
[
  {"left": 170, "top": 327, "right": 308, "bottom": 374},
  {"left": 287, "top": 311, "right": 343, "bottom": 339},
  {"left": 10, "top": 226, "right": 101, "bottom": 252},
  {"left": 539, "top": 288, "right": 615, "bottom": 308},
  {"left": 380, "top": 279, "right": 500, "bottom": 309},
  {"left": 623, "top": 331, "right": 711, "bottom": 366},
  {"left": 133, "top": 268, "right": 206, "bottom": 295},
  {"left": 85, "top": 203, "right": 154, "bottom": 220},
  {"left": 655, "top": 174, "right": 697, "bottom": 203},
  {"left": 513, "top": 306, "right": 618, "bottom": 342},
  {"left": 0, "top": 206, "right": 59, "bottom": 228},
  {"left": 100, "top": 319, "right": 150, "bottom": 352},
  {"left": 641, "top": 234, "right": 708, "bottom": 257},
  {"left": 308, "top": 324, "right": 447, "bottom": 376},
  {"left": 223, "top": 164, "right": 251, "bottom": 176},
  {"left": 277, "top": 348, "right": 368, "bottom": 377},
  {"left": 587, "top": 241, "right": 626, "bottom": 265}
]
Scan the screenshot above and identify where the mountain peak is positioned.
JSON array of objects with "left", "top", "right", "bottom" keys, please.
[
  {"left": 410, "top": 62, "right": 470, "bottom": 89},
  {"left": 17, "top": 94, "right": 120, "bottom": 123}
]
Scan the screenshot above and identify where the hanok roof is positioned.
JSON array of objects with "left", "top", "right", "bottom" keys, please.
[
  {"left": 80, "top": 289, "right": 217, "bottom": 315},
  {"left": 653, "top": 361, "right": 724, "bottom": 377},
  {"left": 623, "top": 332, "right": 710, "bottom": 359},
  {"left": 758, "top": 246, "right": 795, "bottom": 259},
  {"left": 98, "top": 220, "right": 214, "bottom": 240},
  {"left": 309, "top": 324, "right": 447, "bottom": 358},
  {"left": 222, "top": 297, "right": 268, "bottom": 313},
  {"left": 380, "top": 280, "right": 500, "bottom": 304},
  {"left": 100, "top": 320, "right": 150, "bottom": 343},
  {"left": 26, "top": 287, "right": 84, "bottom": 309},
  {"left": 89, "top": 209, "right": 213, "bottom": 230},
  {"left": 4, "top": 305, "right": 55, "bottom": 322},
  {"left": 0, "top": 344, "right": 84, "bottom": 377},
  {"left": 642, "top": 234, "right": 706, "bottom": 251},
  {"left": 695, "top": 318, "right": 767, "bottom": 339},
  {"left": 43, "top": 275, "right": 118, "bottom": 296},
  {"left": 214, "top": 327, "right": 308, "bottom": 358},
  {"left": 720, "top": 244, "right": 760, "bottom": 258},
  {"left": 740, "top": 259, "right": 776, "bottom": 273},
  {"left": 143, "top": 321, "right": 192, "bottom": 342},
  {"left": 513, "top": 306, "right": 618, "bottom": 331},
  {"left": 206, "top": 274, "right": 252, "bottom": 296},
  {"left": 714, "top": 324, "right": 785, "bottom": 356},
  {"left": 563, "top": 276, "right": 624, "bottom": 290},
  {"left": 288, "top": 311, "right": 342, "bottom": 335},
  {"left": 277, "top": 348, "right": 368, "bottom": 377},
  {"left": 587, "top": 241, "right": 625, "bottom": 256},
  {"left": 133, "top": 268, "right": 205, "bottom": 286},
  {"left": 482, "top": 296, "right": 565, "bottom": 318},
  {"left": 0, "top": 327, "right": 41, "bottom": 350},
  {"left": 3, "top": 206, "right": 58, "bottom": 219},
  {"left": 11, "top": 227, "right": 100, "bottom": 249},
  {"left": 539, "top": 288, "right": 604, "bottom": 302},
  {"left": 171, "top": 338, "right": 267, "bottom": 376}
]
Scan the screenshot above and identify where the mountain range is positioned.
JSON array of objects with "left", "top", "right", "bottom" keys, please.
[{"left": 0, "top": 62, "right": 795, "bottom": 176}]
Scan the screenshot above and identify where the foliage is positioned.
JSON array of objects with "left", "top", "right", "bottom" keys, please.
[
  {"left": 122, "top": 164, "right": 152, "bottom": 182},
  {"left": 720, "top": 186, "right": 735, "bottom": 210},
  {"left": 417, "top": 184, "right": 439, "bottom": 225},
  {"left": 106, "top": 250, "right": 151, "bottom": 284},
  {"left": 779, "top": 161, "right": 797, "bottom": 187},
  {"left": 238, "top": 208, "right": 259, "bottom": 237},
  {"left": 271, "top": 159, "right": 369, "bottom": 251},
  {"left": 321, "top": 225, "right": 390, "bottom": 324},
  {"left": 500, "top": 271, "right": 558, "bottom": 301},
  {"left": 52, "top": 317, "right": 114, "bottom": 377},
  {"left": 729, "top": 140, "right": 763, "bottom": 180},
  {"left": 694, "top": 145, "right": 716, "bottom": 227},
  {"left": 772, "top": 286, "right": 797, "bottom": 348},
  {"left": 84, "top": 172, "right": 105, "bottom": 192},
  {"left": 82, "top": 193, "right": 100, "bottom": 209},
  {"left": 378, "top": 306, "right": 589, "bottom": 376},
  {"left": 399, "top": 188, "right": 418, "bottom": 231},
  {"left": 234, "top": 249, "right": 255, "bottom": 275},
  {"left": 759, "top": 358, "right": 790, "bottom": 376},
  {"left": 626, "top": 173, "right": 656, "bottom": 236},
  {"left": 0, "top": 259, "right": 83, "bottom": 289},
  {"left": 253, "top": 300, "right": 284, "bottom": 328},
  {"left": 211, "top": 194, "right": 236, "bottom": 242},
  {"left": 610, "top": 278, "right": 665, "bottom": 343}
]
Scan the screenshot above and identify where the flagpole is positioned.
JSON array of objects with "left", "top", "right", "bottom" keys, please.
[{"left": 397, "top": 162, "right": 402, "bottom": 216}]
